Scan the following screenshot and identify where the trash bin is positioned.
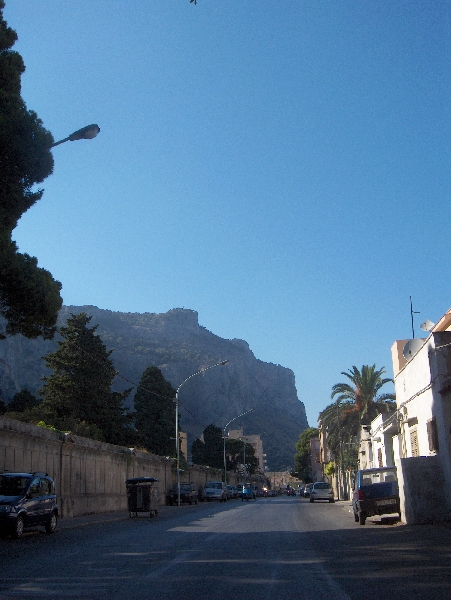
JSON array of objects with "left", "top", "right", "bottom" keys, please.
[{"left": 125, "top": 477, "right": 159, "bottom": 518}]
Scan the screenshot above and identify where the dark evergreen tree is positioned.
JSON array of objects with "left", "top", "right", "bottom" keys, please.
[
  {"left": 203, "top": 424, "right": 224, "bottom": 470},
  {"left": 191, "top": 438, "right": 206, "bottom": 465},
  {"left": 0, "top": 1, "right": 62, "bottom": 339},
  {"left": 134, "top": 366, "right": 176, "bottom": 456},
  {"left": 39, "top": 313, "right": 132, "bottom": 444},
  {"left": 225, "top": 438, "right": 257, "bottom": 474},
  {"left": 7, "top": 389, "right": 39, "bottom": 412}
]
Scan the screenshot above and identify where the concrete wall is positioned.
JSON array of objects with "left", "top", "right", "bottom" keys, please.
[
  {"left": 397, "top": 455, "right": 451, "bottom": 524},
  {"left": 0, "top": 417, "right": 225, "bottom": 518}
]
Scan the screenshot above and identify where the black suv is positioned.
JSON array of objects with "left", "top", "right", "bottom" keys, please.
[
  {"left": 166, "top": 483, "right": 198, "bottom": 505},
  {"left": 0, "top": 472, "right": 58, "bottom": 538}
]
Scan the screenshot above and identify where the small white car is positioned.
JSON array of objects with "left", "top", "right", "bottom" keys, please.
[{"left": 309, "top": 481, "right": 335, "bottom": 503}]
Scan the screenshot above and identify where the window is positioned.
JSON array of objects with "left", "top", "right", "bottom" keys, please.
[
  {"left": 410, "top": 428, "right": 419, "bottom": 457},
  {"left": 28, "top": 478, "right": 41, "bottom": 497},
  {"left": 40, "top": 478, "right": 52, "bottom": 495},
  {"left": 427, "top": 418, "right": 439, "bottom": 453},
  {"left": 378, "top": 448, "right": 383, "bottom": 468}
]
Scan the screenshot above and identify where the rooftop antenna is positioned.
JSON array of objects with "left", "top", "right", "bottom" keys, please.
[{"left": 410, "top": 296, "right": 420, "bottom": 338}]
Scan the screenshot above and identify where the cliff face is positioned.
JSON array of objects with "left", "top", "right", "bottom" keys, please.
[{"left": 0, "top": 306, "right": 308, "bottom": 470}]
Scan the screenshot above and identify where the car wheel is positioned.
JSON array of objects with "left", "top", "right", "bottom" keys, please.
[
  {"left": 13, "top": 515, "right": 25, "bottom": 539},
  {"left": 309, "top": 498, "right": 314, "bottom": 503},
  {"left": 359, "top": 511, "right": 366, "bottom": 525},
  {"left": 45, "top": 512, "right": 57, "bottom": 534}
]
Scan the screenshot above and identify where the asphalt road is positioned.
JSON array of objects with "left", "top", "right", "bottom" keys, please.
[{"left": 1, "top": 496, "right": 451, "bottom": 599}]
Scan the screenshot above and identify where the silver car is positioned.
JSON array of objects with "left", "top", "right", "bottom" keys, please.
[
  {"left": 309, "top": 481, "right": 335, "bottom": 503},
  {"left": 202, "top": 481, "right": 228, "bottom": 502}
]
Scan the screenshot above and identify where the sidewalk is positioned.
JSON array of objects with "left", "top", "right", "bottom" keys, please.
[{"left": 57, "top": 510, "right": 130, "bottom": 530}]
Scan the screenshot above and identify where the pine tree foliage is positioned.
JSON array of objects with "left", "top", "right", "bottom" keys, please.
[
  {"left": 134, "top": 366, "right": 176, "bottom": 456},
  {"left": 191, "top": 438, "right": 206, "bottom": 465},
  {"left": 203, "top": 424, "right": 224, "bottom": 470},
  {"left": 7, "top": 389, "right": 39, "bottom": 412},
  {"left": 39, "top": 313, "right": 132, "bottom": 444},
  {"left": 0, "top": 1, "right": 62, "bottom": 339}
]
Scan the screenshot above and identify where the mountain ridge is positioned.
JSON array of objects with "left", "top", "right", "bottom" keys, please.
[{"left": 0, "top": 305, "right": 308, "bottom": 470}]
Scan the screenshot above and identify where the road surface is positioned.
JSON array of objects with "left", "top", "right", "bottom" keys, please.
[{"left": 1, "top": 495, "right": 451, "bottom": 599}]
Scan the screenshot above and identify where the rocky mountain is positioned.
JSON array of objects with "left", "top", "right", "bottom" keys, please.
[{"left": 0, "top": 306, "right": 308, "bottom": 470}]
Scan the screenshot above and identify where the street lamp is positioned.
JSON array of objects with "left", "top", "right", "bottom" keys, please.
[
  {"left": 222, "top": 408, "right": 254, "bottom": 484},
  {"left": 174, "top": 360, "right": 228, "bottom": 507},
  {"left": 51, "top": 124, "right": 100, "bottom": 147}
]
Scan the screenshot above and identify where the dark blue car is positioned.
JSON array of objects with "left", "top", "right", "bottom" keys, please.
[
  {"left": 352, "top": 467, "right": 400, "bottom": 525},
  {"left": 0, "top": 472, "right": 58, "bottom": 538}
]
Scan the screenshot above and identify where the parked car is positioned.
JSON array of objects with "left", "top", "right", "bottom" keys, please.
[
  {"left": 227, "top": 485, "right": 238, "bottom": 499},
  {"left": 309, "top": 481, "right": 335, "bottom": 503},
  {"left": 303, "top": 483, "right": 313, "bottom": 497},
  {"left": 352, "top": 466, "right": 400, "bottom": 525},
  {"left": 166, "top": 483, "right": 198, "bottom": 505},
  {"left": 240, "top": 484, "right": 256, "bottom": 501},
  {"left": 0, "top": 471, "right": 58, "bottom": 538},
  {"left": 202, "top": 481, "right": 228, "bottom": 502}
]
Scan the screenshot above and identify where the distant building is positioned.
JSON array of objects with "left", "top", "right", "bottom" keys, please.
[
  {"left": 180, "top": 431, "right": 187, "bottom": 462},
  {"left": 310, "top": 437, "right": 322, "bottom": 481},
  {"left": 228, "top": 428, "right": 266, "bottom": 471}
]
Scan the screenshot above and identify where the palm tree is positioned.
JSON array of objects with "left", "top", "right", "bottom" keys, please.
[
  {"left": 319, "top": 365, "right": 396, "bottom": 465},
  {"left": 331, "top": 364, "right": 395, "bottom": 424}
]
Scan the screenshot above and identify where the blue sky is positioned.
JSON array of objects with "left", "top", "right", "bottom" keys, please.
[{"left": 4, "top": 1, "right": 451, "bottom": 428}]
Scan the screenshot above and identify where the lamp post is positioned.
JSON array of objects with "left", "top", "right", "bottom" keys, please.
[
  {"left": 174, "top": 360, "right": 228, "bottom": 507},
  {"left": 51, "top": 124, "right": 100, "bottom": 147},
  {"left": 336, "top": 399, "right": 344, "bottom": 501},
  {"left": 222, "top": 408, "right": 254, "bottom": 485}
]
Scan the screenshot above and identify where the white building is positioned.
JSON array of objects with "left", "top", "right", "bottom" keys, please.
[
  {"left": 389, "top": 308, "right": 451, "bottom": 523},
  {"left": 358, "top": 413, "right": 397, "bottom": 470}
]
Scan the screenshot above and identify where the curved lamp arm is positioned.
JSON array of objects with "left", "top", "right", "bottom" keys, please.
[{"left": 174, "top": 359, "right": 229, "bottom": 506}]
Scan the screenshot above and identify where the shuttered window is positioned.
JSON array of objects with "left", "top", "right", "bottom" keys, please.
[
  {"left": 427, "top": 418, "right": 439, "bottom": 453},
  {"left": 410, "top": 428, "right": 419, "bottom": 457}
]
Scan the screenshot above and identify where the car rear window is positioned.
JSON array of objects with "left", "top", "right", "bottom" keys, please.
[
  {"left": 205, "top": 482, "right": 222, "bottom": 489},
  {"left": 361, "top": 470, "right": 397, "bottom": 485},
  {"left": 314, "top": 483, "right": 331, "bottom": 489}
]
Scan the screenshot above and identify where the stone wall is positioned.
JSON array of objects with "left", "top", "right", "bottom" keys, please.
[{"left": 0, "top": 417, "right": 225, "bottom": 518}]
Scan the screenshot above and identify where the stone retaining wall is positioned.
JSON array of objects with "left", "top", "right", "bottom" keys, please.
[{"left": 0, "top": 417, "right": 227, "bottom": 517}]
